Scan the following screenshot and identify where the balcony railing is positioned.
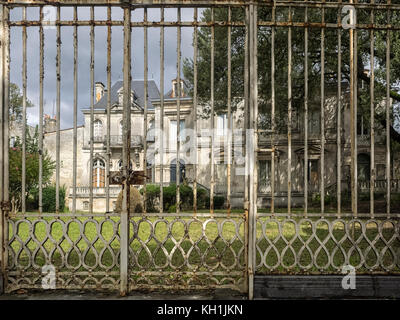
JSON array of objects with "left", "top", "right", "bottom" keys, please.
[
  {"left": 109, "top": 135, "right": 143, "bottom": 147},
  {"left": 69, "top": 186, "right": 122, "bottom": 197}
]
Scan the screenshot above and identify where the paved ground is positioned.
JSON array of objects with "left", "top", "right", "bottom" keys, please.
[{"left": 0, "top": 289, "right": 247, "bottom": 300}]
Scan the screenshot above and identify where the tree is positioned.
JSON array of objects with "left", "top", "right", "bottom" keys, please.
[
  {"left": 9, "top": 125, "right": 55, "bottom": 213},
  {"left": 183, "top": 7, "right": 400, "bottom": 143},
  {"left": 9, "top": 82, "right": 34, "bottom": 124}
]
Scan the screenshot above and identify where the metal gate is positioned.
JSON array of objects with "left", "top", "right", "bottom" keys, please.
[{"left": 0, "top": 0, "right": 399, "bottom": 299}]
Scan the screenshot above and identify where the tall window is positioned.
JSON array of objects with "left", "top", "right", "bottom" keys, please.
[
  {"left": 357, "top": 114, "right": 369, "bottom": 136},
  {"left": 217, "top": 114, "right": 228, "bottom": 136},
  {"left": 308, "top": 110, "right": 320, "bottom": 134},
  {"left": 358, "top": 153, "right": 370, "bottom": 181},
  {"left": 94, "top": 119, "right": 103, "bottom": 138},
  {"left": 308, "top": 159, "right": 319, "bottom": 191},
  {"left": 259, "top": 160, "right": 271, "bottom": 192},
  {"left": 169, "top": 120, "right": 185, "bottom": 149},
  {"left": 93, "top": 159, "right": 105, "bottom": 188}
]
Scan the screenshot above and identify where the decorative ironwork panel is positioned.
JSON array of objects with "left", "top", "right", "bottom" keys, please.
[
  {"left": 6, "top": 214, "right": 120, "bottom": 292},
  {"left": 256, "top": 215, "right": 400, "bottom": 274},
  {"left": 128, "top": 214, "right": 246, "bottom": 292}
]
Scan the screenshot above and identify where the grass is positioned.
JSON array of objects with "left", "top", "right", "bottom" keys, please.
[{"left": 6, "top": 211, "right": 400, "bottom": 290}]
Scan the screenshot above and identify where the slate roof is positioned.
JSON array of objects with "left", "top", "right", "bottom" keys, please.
[{"left": 94, "top": 80, "right": 161, "bottom": 110}]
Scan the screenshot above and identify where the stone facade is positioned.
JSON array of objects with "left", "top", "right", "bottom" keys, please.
[{"left": 10, "top": 79, "right": 398, "bottom": 212}]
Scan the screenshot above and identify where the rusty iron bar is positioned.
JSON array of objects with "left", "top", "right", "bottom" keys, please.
[
  {"left": 227, "top": 6, "right": 232, "bottom": 217},
  {"left": 354, "top": 19, "right": 358, "bottom": 218},
  {"left": 120, "top": 5, "right": 131, "bottom": 296},
  {"left": 143, "top": 7, "right": 148, "bottom": 214},
  {"left": 304, "top": 5, "right": 308, "bottom": 217},
  {"left": 320, "top": 5, "right": 325, "bottom": 215},
  {"left": 7, "top": 19, "right": 400, "bottom": 31},
  {"left": 2, "top": 4, "right": 9, "bottom": 285},
  {"left": 287, "top": 6, "right": 292, "bottom": 216},
  {"left": 210, "top": 7, "right": 215, "bottom": 216},
  {"left": 386, "top": 20, "right": 391, "bottom": 218},
  {"left": 38, "top": 6, "right": 43, "bottom": 215},
  {"left": 243, "top": 3, "right": 250, "bottom": 297},
  {"left": 248, "top": 3, "right": 258, "bottom": 300},
  {"left": 193, "top": 7, "right": 198, "bottom": 217},
  {"left": 55, "top": 6, "right": 61, "bottom": 214},
  {"left": 0, "top": 4, "right": 4, "bottom": 286},
  {"left": 176, "top": 7, "right": 181, "bottom": 214},
  {"left": 370, "top": 5, "right": 375, "bottom": 218},
  {"left": 337, "top": 8, "right": 342, "bottom": 218},
  {"left": 270, "top": 5, "right": 275, "bottom": 215},
  {"left": 2, "top": 0, "right": 400, "bottom": 10},
  {"left": 350, "top": 2, "right": 356, "bottom": 217},
  {"left": 21, "top": 7, "right": 26, "bottom": 214},
  {"left": 105, "top": 5, "right": 111, "bottom": 213},
  {"left": 159, "top": 7, "right": 164, "bottom": 214},
  {"left": 89, "top": 6, "right": 94, "bottom": 215},
  {"left": 72, "top": 6, "right": 78, "bottom": 214}
]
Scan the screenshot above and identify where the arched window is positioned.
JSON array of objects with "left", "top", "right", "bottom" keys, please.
[
  {"left": 93, "top": 159, "right": 105, "bottom": 188},
  {"left": 94, "top": 119, "right": 103, "bottom": 138}
]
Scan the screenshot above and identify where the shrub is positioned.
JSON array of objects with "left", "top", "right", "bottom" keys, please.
[
  {"left": 42, "top": 185, "right": 66, "bottom": 213},
  {"left": 168, "top": 204, "right": 177, "bottom": 213},
  {"left": 140, "top": 184, "right": 160, "bottom": 212},
  {"left": 213, "top": 196, "right": 225, "bottom": 209},
  {"left": 115, "top": 187, "right": 143, "bottom": 213}
]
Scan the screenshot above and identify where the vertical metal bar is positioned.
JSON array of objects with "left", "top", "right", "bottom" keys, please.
[
  {"left": 386, "top": 21, "right": 391, "bottom": 217},
  {"left": 120, "top": 5, "right": 131, "bottom": 296},
  {"left": 370, "top": 7, "right": 375, "bottom": 218},
  {"left": 337, "top": 13, "right": 342, "bottom": 218},
  {"left": 55, "top": 6, "right": 61, "bottom": 214},
  {"left": 176, "top": 7, "right": 181, "bottom": 214},
  {"left": 349, "top": 1, "right": 357, "bottom": 217},
  {"left": 0, "top": 4, "right": 4, "bottom": 286},
  {"left": 287, "top": 7, "right": 292, "bottom": 215},
  {"left": 105, "top": 6, "right": 111, "bottom": 213},
  {"left": 159, "top": 7, "right": 164, "bottom": 214},
  {"left": 210, "top": 7, "right": 215, "bottom": 215},
  {"left": 354, "top": 20, "right": 358, "bottom": 217},
  {"left": 304, "top": 6, "right": 308, "bottom": 217},
  {"left": 143, "top": 7, "right": 148, "bottom": 214},
  {"left": 72, "top": 6, "right": 78, "bottom": 214},
  {"left": 320, "top": 6, "right": 325, "bottom": 214},
  {"left": 1, "top": 4, "right": 9, "bottom": 289},
  {"left": 248, "top": 3, "right": 258, "bottom": 300},
  {"left": 21, "top": 7, "right": 27, "bottom": 214},
  {"left": 270, "top": 6, "right": 275, "bottom": 215},
  {"left": 243, "top": 3, "right": 250, "bottom": 295},
  {"left": 193, "top": 7, "right": 198, "bottom": 216},
  {"left": 227, "top": 7, "right": 232, "bottom": 217},
  {"left": 89, "top": 6, "right": 94, "bottom": 214}
]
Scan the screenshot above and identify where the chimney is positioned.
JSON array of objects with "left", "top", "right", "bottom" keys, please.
[
  {"left": 171, "top": 79, "right": 184, "bottom": 98},
  {"left": 44, "top": 114, "right": 56, "bottom": 133},
  {"left": 95, "top": 82, "right": 105, "bottom": 102}
]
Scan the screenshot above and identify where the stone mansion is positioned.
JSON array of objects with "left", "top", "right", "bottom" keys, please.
[{"left": 12, "top": 78, "right": 398, "bottom": 212}]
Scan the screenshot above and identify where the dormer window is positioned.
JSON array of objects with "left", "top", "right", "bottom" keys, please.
[{"left": 118, "top": 88, "right": 135, "bottom": 105}]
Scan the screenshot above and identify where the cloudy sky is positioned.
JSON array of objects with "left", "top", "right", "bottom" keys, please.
[{"left": 9, "top": 6, "right": 201, "bottom": 129}]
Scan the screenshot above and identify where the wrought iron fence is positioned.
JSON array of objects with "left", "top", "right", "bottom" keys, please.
[{"left": 0, "top": 0, "right": 399, "bottom": 300}]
